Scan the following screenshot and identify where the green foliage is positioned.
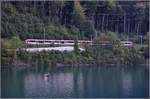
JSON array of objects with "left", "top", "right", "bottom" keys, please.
[
  {"left": 46, "top": 24, "right": 79, "bottom": 39},
  {"left": 81, "top": 20, "right": 95, "bottom": 39},
  {"left": 73, "top": 1, "right": 86, "bottom": 22},
  {"left": 1, "top": 1, "right": 149, "bottom": 66},
  {"left": 72, "top": 1, "right": 86, "bottom": 39},
  {"left": 107, "top": 32, "right": 120, "bottom": 41},
  {"left": 1, "top": 41, "right": 16, "bottom": 65},
  {"left": 1, "top": 1, "right": 149, "bottom": 40},
  {"left": 2, "top": 43, "right": 147, "bottom": 66},
  {"left": 1, "top": 36, "right": 22, "bottom": 65},
  {"left": 11, "top": 36, "right": 22, "bottom": 49},
  {"left": 135, "top": 3, "right": 146, "bottom": 14},
  {"left": 113, "top": 41, "right": 126, "bottom": 64},
  {"left": 1, "top": 36, "right": 22, "bottom": 49},
  {"left": 104, "top": 0, "right": 117, "bottom": 11},
  {"left": 2, "top": 2, "right": 17, "bottom": 15},
  {"left": 74, "top": 40, "right": 79, "bottom": 54},
  {"left": 94, "top": 32, "right": 120, "bottom": 43}
]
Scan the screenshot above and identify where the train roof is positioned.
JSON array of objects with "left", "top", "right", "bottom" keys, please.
[{"left": 25, "top": 39, "right": 92, "bottom": 42}]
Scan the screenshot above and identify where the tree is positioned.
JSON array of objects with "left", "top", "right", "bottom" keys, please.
[
  {"left": 74, "top": 39, "right": 79, "bottom": 54},
  {"left": 134, "top": 2, "right": 147, "bottom": 37},
  {"left": 82, "top": 20, "right": 96, "bottom": 39},
  {"left": 72, "top": 1, "right": 86, "bottom": 39},
  {"left": 104, "top": 0, "right": 117, "bottom": 13},
  {"left": 113, "top": 41, "right": 126, "bottom": 64},
  {"left": 11, "top": 36, "right": 22, "bottom": 49}
]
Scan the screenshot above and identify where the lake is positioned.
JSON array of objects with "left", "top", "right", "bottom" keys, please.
[{"left": 1, "top": 65, "right": 149, "bottom": 98}]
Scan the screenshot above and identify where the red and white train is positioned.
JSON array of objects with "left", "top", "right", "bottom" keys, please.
[
  {"left": 25, "top": 39, "right": 133, "bottom": 46},
  {"left": 25, "top": 39, "right": 93, "bottom": 46}
]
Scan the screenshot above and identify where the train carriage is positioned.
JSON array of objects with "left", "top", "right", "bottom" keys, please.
[{"left": 25, "top": 39, "right": 93, "bottom": 46}]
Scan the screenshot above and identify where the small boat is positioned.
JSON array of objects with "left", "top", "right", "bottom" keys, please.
[{"left": 44, "top": 73, "right": 50, "bottom": 77}]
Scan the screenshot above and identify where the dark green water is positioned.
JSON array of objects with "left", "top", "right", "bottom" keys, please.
[{"left": 1, "top": 65, "right": 149, "bottom": 98}]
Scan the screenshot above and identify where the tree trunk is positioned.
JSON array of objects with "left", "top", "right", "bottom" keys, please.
[
  {"left": 106, "top": 15, "right": 108, "bottom": 32},
  {"left": 102, "top": 15, "right": 105, "bottom": 32},
  {"left": 137, "top": 22, "right": 140, "bottom": 37},
  {"left": 124, "top": 14, "right": 126, "bottom": 35},
  {"left": 127, "top": 19, "right": 130, "bottom": 36}
]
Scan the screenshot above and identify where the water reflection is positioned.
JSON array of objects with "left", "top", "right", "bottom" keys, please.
[
  {"left": 1, "top": 65, "right": 149, "bottom": 98},
  {"left": 121, "top": 68, "right": 133, "bottom": 97}
]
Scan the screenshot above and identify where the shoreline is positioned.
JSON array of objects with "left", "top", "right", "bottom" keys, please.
[{"left": 1, "top": 62, "right": 149, "bottom": 70}]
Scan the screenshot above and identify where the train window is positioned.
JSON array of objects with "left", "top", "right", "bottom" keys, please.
[
  {"left": 38, "top": 41, "right": 44, "bottom": 43},
  {"left": 29, "top": 41, "right": 35, "bottom": 42},
  {"left": 68, "top": 41, "right": 74, "bottom": 43}
]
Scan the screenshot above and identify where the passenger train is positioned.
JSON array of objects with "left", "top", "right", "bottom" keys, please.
[
  {"left": 25, "top": 39, "right": 133, "bottom": 46},
  {"left": 120, "top": 41, "right": 133, "bottom": 46},
  {"left": 25, "top": 39, "right": 93, "bottom": 46}
]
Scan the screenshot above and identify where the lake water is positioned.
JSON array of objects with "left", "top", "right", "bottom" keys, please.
[{"left": 1, "top": 65, "right": 149, "bottom": 98}]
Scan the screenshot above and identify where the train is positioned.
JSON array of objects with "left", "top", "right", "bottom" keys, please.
[
  {"left": 25, "top": 39, "right": 93, "bottom": 46},
  {"left": 120, "top": 41, "right": 133, "bottom": 46},
  {"left": 25, "top": 39, "right": 133, "bottom": 47}
]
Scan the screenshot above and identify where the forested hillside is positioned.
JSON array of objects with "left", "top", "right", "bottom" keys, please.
[
  {"left": 1, "top": 1, "right": 149, "bottom": 66},
  {"left": 1, "top": 1, "right": 149, "bottom": 40}
]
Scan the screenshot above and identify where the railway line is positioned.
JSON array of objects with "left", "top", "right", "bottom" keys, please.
[{"left": 24, "top": 39, "right": 133, "bottom": 47}]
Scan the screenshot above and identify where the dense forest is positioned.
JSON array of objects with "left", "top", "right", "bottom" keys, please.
[
  {"left": 1, "top": 1, "right": 149, "bottom": 40},
  {"left": 1, "top": 1, "right": 149, "bottom": 66}
]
